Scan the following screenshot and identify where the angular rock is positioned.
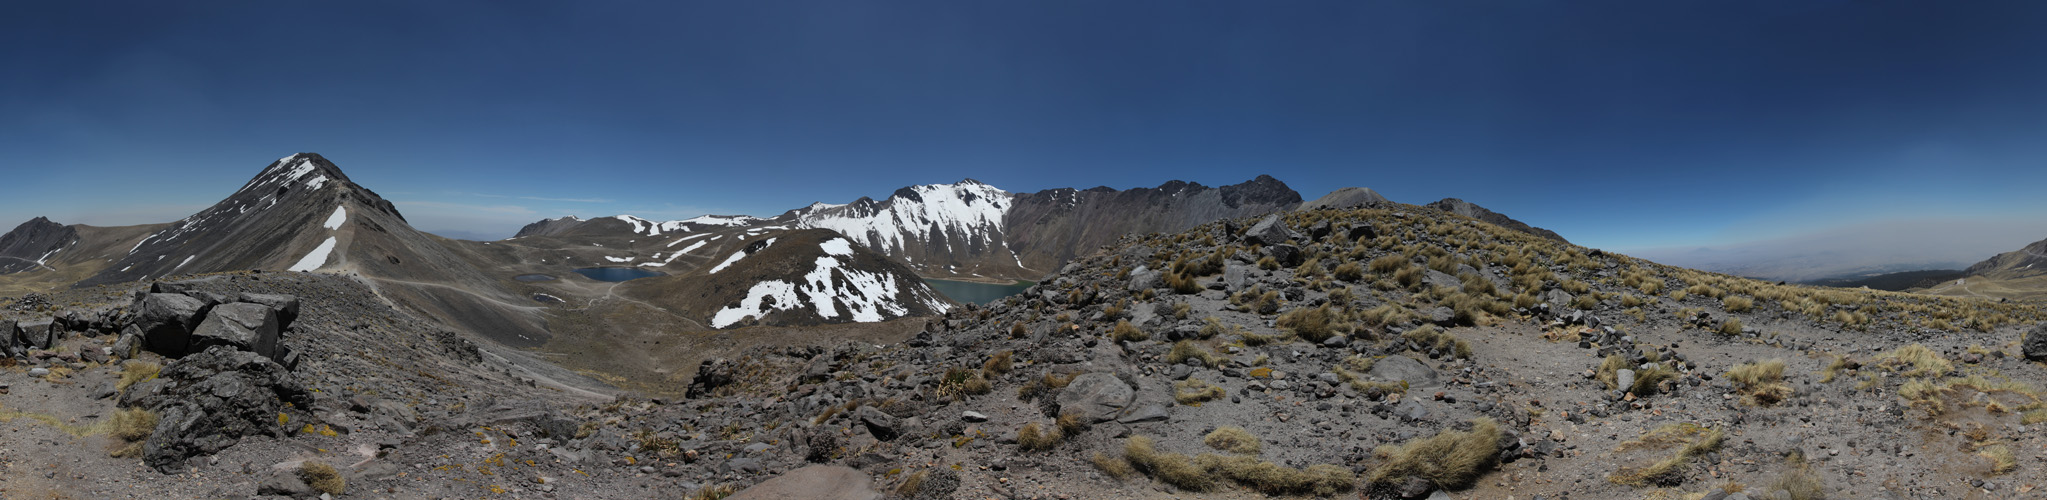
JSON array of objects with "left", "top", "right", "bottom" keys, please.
[
  {"left": 236, "top": 293, "right": 301, "bottom": 331},
  {"left": 685, "top": 358, "right": 736, "bottom": 398},
  {"left": 127, "top": 346, "right": 313, "bottom": 472},
  {"left": 1263, "top": 244, "right": 1303, "bottom": 267},
  {"left": 1244, "top": 214, "right": 1293, "bottom": 246},
  {"left": 0, "top": 320, "right": 17, "bottom": 357},
  {"left": 1223, "top": 263, "right": 1251, "bottom": 292},
  {"left": 856, "top": 405, "right": 900, "bottom": 441},
  {"left": 17, "top": 319, "right": 55, "bottom": 350},
  {"left": 2023, "top": 323, "right": 2047, "bottom": 362},
  {"left": 1368, "top": 355, "right": 1440, "bottom": 389},
  {"left": 189, "top": 303, "right": 282, "bottom": 361},
  {"left": 1117, "top": 404, "right": 1170, "bottom": 424},
  {"left": 1616, "top": 369, "right": 1637, "bottom": 393},
  {"left": 1346, "top": 222, "right": 1377, "bottom": 242},
  {"left": 134, "top": 293, "right": 209, "bottom": 357},
  {"left": 960, "top": 411, "right": 989, "bottom": 423},
  {"left": 1126, "top": 267, "right": 1164, "bottom": 292},
  {"left": 111, "top": 325, "right": 143, "bottom": 360},
  {"left": 1055, "top": 373, "right": 1135, "bottom": 423}
]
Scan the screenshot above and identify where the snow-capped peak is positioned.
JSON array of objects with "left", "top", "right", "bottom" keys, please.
[{"left": 793, "top": 180, "right": 1013, "bottom": 255}]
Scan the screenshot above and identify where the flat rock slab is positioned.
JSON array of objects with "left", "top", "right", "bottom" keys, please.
[
  {"left": 1368, "top": 355, "right": 1440, "bottom": 389},
  {"left": 727, "top": 465, "right": 880, "bottom": 500},
  {"left": 1056, "top": 373, "right": 1134, "bottom": 423}
]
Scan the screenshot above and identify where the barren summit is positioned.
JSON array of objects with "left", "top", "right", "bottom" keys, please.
[{"left": 0, "top": 152, "right": 2039, "bottom": 500}]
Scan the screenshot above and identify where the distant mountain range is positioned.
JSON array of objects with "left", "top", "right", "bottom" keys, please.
[{"left": 515, "top": 176, "right": 1307, "bottom": 282}]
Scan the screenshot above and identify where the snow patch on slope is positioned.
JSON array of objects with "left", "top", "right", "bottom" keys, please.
[
  {"left": 709, "top": 238, "right": 775, "bottom": 274},
  {"left": 708, "top": 241, "right": 946, "bottom": 328},
  {"left": 323, "top": 206, "right": 348, "bottom": 230},
  {"left": 289, "top": 237, "right": 338, "bottom": 272}
]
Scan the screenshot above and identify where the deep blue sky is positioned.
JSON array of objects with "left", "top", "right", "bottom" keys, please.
[{"left": 5, "top": 1, "right": 2047, "bottom": 265}]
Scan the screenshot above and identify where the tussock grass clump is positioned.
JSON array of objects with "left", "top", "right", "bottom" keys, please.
[
  {"left": 1394, "top": 266, "right": 1426, "bottom": 289},
  {"left": 1819, "top": 355, "right": 1858, "bottom": 383},
  {"left": 108, "top": 407, "right": 157, "bottom": 442},
  {"left": 1174, "top": 378, "right": 1227, "bottom": 405},
  {"left": 1620, "top": 294, "right": 1644, "bottom": 308},
  {"left": 299, "top": 461, "right": 345, "bottom": 495},
  {"left": 1018, "top": 422, "right": 1063, "bottom": 451},
  {"left": 117, "top": 362, "right": 160, "bottom": 393},
  {"left": 1716, "top": 318, "right": 1744, "bottom": 336},
  {"left": 1197, "top": 317, "right": 1234, "bottom": 339},
  {"left": 1766, "top": 452, "right": 1827, "bottom": 500},
  {"left": 1366, "top": 418, "right": 1500, "bottom": 493},
  {"left": 1369, "top": 255, "right": 1411, "bottom": 274},
  {"left": 1725, "top": 359, "right": 1790, "bottom": 406},
  {"left": 1124, "top": 436, "right": 1213, "bottom": 491},
  {"left": 1359, "top": 304, "right": 1412, "bottom": 327},
  {"left": 1874, "top": 344, "right": 1951, "bottom": 378},
  {"left": 1120, "top": 436, "right": 1353, "bottom": 496},
  {"left": 1276, "top": 304, "right": 1337, "bottom": 342},
  {"left": 940, "top": 367, "right": 993, "bottom": 396},
  {"left": 1723, "top": 295, "right": 1754, "bottom": 313},
  {"left": 1333, "top": 261, "right": 1365, "bottom": 282},
  {"left": 1165, "top": 271, "right": 1204, "bottom": 294},
  {"left": 1167, "top": 341, "right": 1223, "bottom": 368},
  {"left": 1981, "top": 444, "right": 2018, "bottom": 475},
  {"left": 1110, "top": 320, "right": 1148, "bottom": 343},
  {"left": 1017, "top": 372, "right": 1075, "bottom": 401},
  {"left": 982, "top": 351, "right": 1014, "bottom": 376},
  {"left": 1203, "top": 426, "right": 1261, "bottom": 455},
  {"left": 1596, "top": 355, "right": 1628, "bottom": 391},
  {"left": 1608, "top": 423, "right": 1724, "bottom": 487},
  {"left": 1092, "top": 452, "right": 1136, "bottom": 480},
  {"left": 1402, "top": 325, "right": 1473, "bottom": 359}
]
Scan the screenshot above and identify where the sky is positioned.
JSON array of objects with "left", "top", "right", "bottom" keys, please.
[{"left": 4, "top": 1, "right": 2046, "bottom": 277}]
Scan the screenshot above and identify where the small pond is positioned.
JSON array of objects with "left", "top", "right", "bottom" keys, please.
[
  {"left": 513, "top": 274, "right": 557, "bottom": 282},
  {"left": 926, "top": 279, "right": 1034, "bottom": 305},
  {"left": 572, "top": 267, "right": 665, "bottom": 282}
]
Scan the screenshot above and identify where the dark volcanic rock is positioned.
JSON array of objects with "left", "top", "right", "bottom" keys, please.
[
  {"left": 189, "top": 303, "right": 283, "bottom": 361},
  {"left": 17, "top": 319, "right": 55, "bottom": 350},
  {"left": 134, "top": 293, "right": 209, "bottom": 357},
  {"left": 1244, "top": 214, "right": 1293, "bottom": 246},
  {"left": 124, "top": 346, "right": 314, "bottom": 472},
  {"left": 2024, "top": 323, "right": 2047, "bottom": 362},
  {"left": 686, "top": 358, "right": 737, "bottom": 398},
  {"left": 236, "top": 293, "right": 301, "bottom": 330}
]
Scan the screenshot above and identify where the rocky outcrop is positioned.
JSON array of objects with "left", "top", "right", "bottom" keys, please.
[
  {"left": 1426, "top": 198, "right": 1568, "bottom": 244},
  {"left": 122, "top": 346, "right": 314, "bottom": 472},
  {"left": 1298, "top": 187, "right": 1390, "bottom": 211}
]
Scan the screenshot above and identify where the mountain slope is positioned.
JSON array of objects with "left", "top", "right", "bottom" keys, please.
[
  {"left": 54, "top": 153, "right": 554, "bottom": 347},
  {"left": 615, "top": 229, "right": 951, "bottom": 329},
  {"left": 0, "top": 217, "right": 79, "bottom": 274},
  {"left": 1425, "top": 197, "right": 1569, "bottom": 244},
  {"left": 1919, "top": 236, "right": 2047, "bottom": 300},
  {"left": 1297, "top": 186, "right": 1389, "bottom": 211},
  {"left": 1004, "top": 175, "right": 1301, "bottom": 274}
]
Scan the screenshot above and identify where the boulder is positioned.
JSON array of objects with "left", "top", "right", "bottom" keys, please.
[
  {"left": 1346, "top": 223, "right": 1377, "bottom": 242},
  {"left": 855, "top": 405, "right": 900, "bottom": 441},
  {"left": 1263, "top": 244, "right": 1303, "bottom": 267},
  {"left": 685, "top": 358, "right": 736, "bottom": 398},
  {"left": 134, "top": 293, "right": 209, "bottom": 357},
  {"left": 726, "top": 465, "right": 881, "bottom": 500},
  {"left": 127, "top": 346, "right": 313, "bottom": 472},
  {"left": 1244, "top": 214, "right": 1293, "bottom": 246},
  {"left": 1223, "top": 263, "right": 1251, "bottom": 292},
  {"left": 1367, "top": 355, "right": 1440, "bottom": 389},
  {"left": 1055, "top": 373, "right": 1134, "bottom": 423},
  {"left": 111, "top": 325, "right": 144, "bottom": 360},
  {"left": 1543, "top": 290, "right": 1574, "bottom": 311},
  {"left": 1126, "top": 267, "right": 1164, "bottom": 292},
  {"left": 1308, "top": 220, "right": 1332, "bottom": 241},
  {"left": 2023, "top": 323, "right": 2047, "bottom": 362},
  {"left": 189, "top": 303, "right": 282, "bottom": 361},
  {"left": 1616, "top": 369, "right": 1636, "bottom": 393},
  {"left": 15, "top": 319, "right": 54, "bottom": 350},
  {"left": 0, "top": 320, "right": 17, "bottom": 357},
  {"left": 236, "top": 293, "right": 301, "bottom": 330}
]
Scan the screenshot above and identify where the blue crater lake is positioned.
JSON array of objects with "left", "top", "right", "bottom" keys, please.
[
  {"left": 573, "top": 267, "right": 665, "bottom": 282},
  {"left": 926, "top": 279, "right": 1034, "bottom": 305}
]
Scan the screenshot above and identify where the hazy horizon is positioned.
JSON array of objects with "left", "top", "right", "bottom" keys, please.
[{"left": 7, "top": 2, "right": 2046, "bottom": 275}]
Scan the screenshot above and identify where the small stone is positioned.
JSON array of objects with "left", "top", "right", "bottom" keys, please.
[{"left": 961, "top": 411, "right": 989, "bottom": 423}]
